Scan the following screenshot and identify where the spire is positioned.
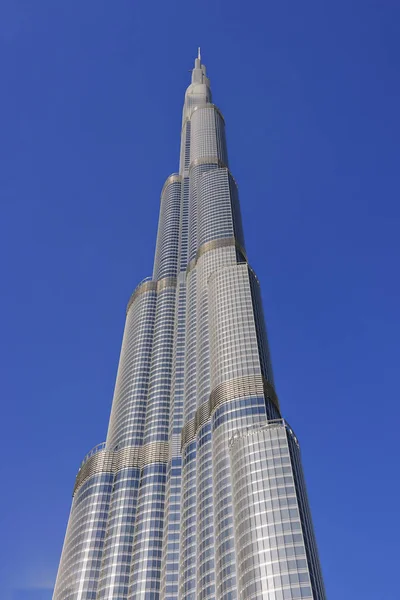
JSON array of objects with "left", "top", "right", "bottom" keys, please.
[
  {"left": 194, "top": 48, "right": 201, "bottom": 70},
  {"left": 183, "top": 49, "right": 212, "bottom": 123},
  {"left": 192, "top": 47, "right": 207, "bottom": 83}
]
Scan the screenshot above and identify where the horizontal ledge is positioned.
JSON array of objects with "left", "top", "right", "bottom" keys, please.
[
  {"left": 126, "top": 277, "right": 177, "bottom": 313},
  {"left": 229, "top": 419, "right": 299, "bottom": 449},
  {"left": 181, "top": 375, "right": 280, "bottom": 450},
  {"left": 160, "top": 174, "right": 182, "bottom": 199},
  {"left": 186, "top": 237, "right": 247, "bottom": 275},
  {"left": 73, "top": 441, "right": 170, "bottom": 496},
  {"left": 189, "top": 156, "right": 227, "bottom": 171},
  {"left": 182, "top": 103, "right": 225, "bottom": 131}
]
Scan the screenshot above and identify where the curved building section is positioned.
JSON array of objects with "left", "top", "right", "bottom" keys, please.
[
  {"left": 208, "top": 264, "right": 273, "bottom": 395},
  {"left": 229, "top": 422, "right": 326, "bottom": 600},
  {"left": 53, "top": 468, "right": 114, "bottom": 600},
  {"left": 160, "top": 455, "right": 182, "bottom": 600},
  {"left": 128, "top": 463, "right": 168, "bottom": 598},
  {"left": 195, "top": 422, "right": 215, "bottom": 600},
  {"left": 198, "top": 169, "right": 240, "bottom": 248},
  {"left": 179, "top": 441, "right": 197, "bottom": 600},
  {"left": 144, "top": 283, "right": 176, "bottom": 445},
  {"left": 188, "top": 106, "right": 228, "bottom": 263},
  {"left": 106, "top": 283, "right": 157, "bottom": 451},
  {"left": 195, "top": 247, "right": 237, "bottom": 412},
  {"left": 189, "top": 105, "right": 227, "bottom": 167},
  {"left": 96, "top": 466, "right": 141, "bottom": 599},
  {"left": 207, "top": 263, "right": 281, "bottom": 600},
  {"left": 153, "top": 176, "right": 182, "bottom": 281}
]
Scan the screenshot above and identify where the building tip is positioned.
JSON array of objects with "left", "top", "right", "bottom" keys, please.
[{"left": 198, "top": 47, "right": 201, "bottom": 61}]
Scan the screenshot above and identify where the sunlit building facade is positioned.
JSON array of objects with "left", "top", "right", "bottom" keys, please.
[{"left": 53, "top": 52, "right": 326, "bottom": 600}]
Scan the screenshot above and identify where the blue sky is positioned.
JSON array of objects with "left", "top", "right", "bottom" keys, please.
[{"left": 1, "top": 1, "right": 399, "bottom": 599}]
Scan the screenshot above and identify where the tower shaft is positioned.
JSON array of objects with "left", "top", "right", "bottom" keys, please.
[{"left": 53, "top": 55, "right": 326, "bottom": 600}]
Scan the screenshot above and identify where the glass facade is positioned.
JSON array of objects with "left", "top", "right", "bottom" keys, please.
[
  {"left": 53, "top": 52, "right": 326, "bottom": 600},
  {"left": 230, "top": 422, "right": 325, "bottom": 600}
]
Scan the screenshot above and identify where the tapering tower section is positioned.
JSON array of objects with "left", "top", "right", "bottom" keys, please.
[{"left": 53, "top": 53, "right": 326, "bottom": 600}]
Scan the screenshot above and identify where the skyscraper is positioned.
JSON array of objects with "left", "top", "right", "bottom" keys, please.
[{"left": 53, "top": 51, "right": 326, "bottom": 600}]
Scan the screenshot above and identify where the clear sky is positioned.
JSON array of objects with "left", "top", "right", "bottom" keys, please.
[{"left": 1, "top": 1, "right": 399, "bottom": 599}]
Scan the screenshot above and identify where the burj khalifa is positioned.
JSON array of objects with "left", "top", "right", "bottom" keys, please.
[{"left": 53, "top": 51, "right": 326, "bottom": 600}]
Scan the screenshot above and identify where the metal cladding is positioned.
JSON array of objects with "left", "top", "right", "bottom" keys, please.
[{"left": 53, "top": 54, "right": 326, "bottom": 600}]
